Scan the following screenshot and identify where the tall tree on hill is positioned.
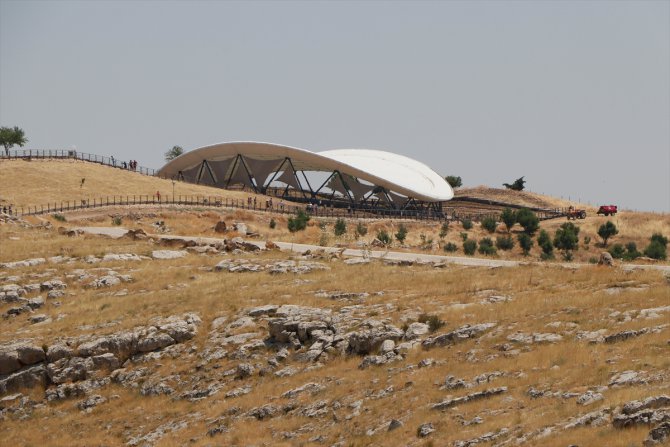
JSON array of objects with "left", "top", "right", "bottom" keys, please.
[
  {"left": 503, "top": 176, "right": 526, "bottom": 191},
  {"left": 0, "top": 126, "right": 28, "bottom": 156},
  {"left": 164, "top": 145, "right": 184, "bottom": 161},
  {"left": 444, "top": 175, "right": 462, "bottom": 188}
]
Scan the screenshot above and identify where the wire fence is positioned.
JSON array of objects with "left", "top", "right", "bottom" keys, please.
[
  {"left": 0, "top": 149, "right": 159, "bottom": 176},
  {"left": 7, "top": 194, "right": 464, "bottom": 222}
]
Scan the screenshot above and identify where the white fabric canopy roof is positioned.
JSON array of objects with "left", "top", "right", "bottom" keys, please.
[{"left": 158, "top": 141, "right": 453, "bottom": 202}]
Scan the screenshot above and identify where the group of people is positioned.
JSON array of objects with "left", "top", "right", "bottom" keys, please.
[
  {"left": 124, "top": 160, "right": 138, "bottom": 170},
  {"left": 111, "top": 157, "right": 138, "bottom": 171},
  {"left": 246, "top": 196, "right": 285, "bottom": 211}
]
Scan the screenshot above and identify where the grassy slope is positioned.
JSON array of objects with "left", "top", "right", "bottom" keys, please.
[
  {"left": 455, "top": 185, "right": 587, "bottom": 210},
  {"left": 0, "top": 224, "right": 668, "bottom": 446},
  {"left": 0, "top": 159, "right": 258, "bottom": 208}
]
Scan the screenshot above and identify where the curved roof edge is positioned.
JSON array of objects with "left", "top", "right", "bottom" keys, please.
[{"left": 159, "top": 141, "right": 453, "bottom": 202}]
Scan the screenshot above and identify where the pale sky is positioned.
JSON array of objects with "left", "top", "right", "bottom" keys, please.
[{"left": 1, "top": 0, "right": 668, "bottom": 212}]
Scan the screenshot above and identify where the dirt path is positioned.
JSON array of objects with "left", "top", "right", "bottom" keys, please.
[{"left": 74, "top": 226, "right": 670, "bottom": 273}]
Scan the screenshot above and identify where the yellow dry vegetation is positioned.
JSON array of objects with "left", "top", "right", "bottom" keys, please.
[
  {"left": 1, "top": 222, "right": 669, "bottom": 447},
  {"left": 455, "top": 185, "right": 583, "bottom": 210},
  {"left": 0, "top": 158, "right": 260, "bottom": 208}
]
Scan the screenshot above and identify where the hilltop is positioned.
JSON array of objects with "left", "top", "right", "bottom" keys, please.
[{"left": 455, "top": 186, "right": 585, "bottom": 210}]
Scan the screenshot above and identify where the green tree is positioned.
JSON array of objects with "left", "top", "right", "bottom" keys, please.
[
  {"left": 608, "top": 244, "right": 625, "bottom": 259},
  {"left": 164, "top": 145, "right": 184, "bottom": 161},
  {"left": 503, "top": 176, "right": 526, "bottom": 191},
  {"left": 333, "top": 218, "right": 347, "bottom": 236},
  {"left": 0, "top": 126, "right": 28, "bottom": 156},
  {"left": 495, "top": 235, "right": 514, "bottom": 251},
  {"left": 445, "top": 175, "right": 462, "bottom": 188},
  {"left": 623, "top": 242, "right": 641, "bottom": 261},
  {"left": 481, "top": 216, "right": 497, "bottom": 233},
  {"left": 554, "top": 222, "right": 580, "bottom": 259},
  {"left": 438, "top": 221, "right": 449, "bottom": 239},
  {"left": 395, "top": 224, "right": 408, "bottom": 244},
  {"left": 500, "top": 208, "right": 517, "bottom": 232},
  {"left": 650, "top": 233, "right": 669, "bottom": 246},
  {"left": 443, "top": 242, "right": 458, "bottom": 253},
  {"left": 643, "top": 233, "right": 668, "bottom": 260},
  {"left": 376, "top": 229, "right": 391, "bottom": 245},
  {"left": 597, "top": 221, "right": 618, "bottom": 246},
  {"left": 288, "top": 210, "right": 310, "bottom": 232},
  {"left": 478, "top": 237, "right": 497, "bottom": 255},
  {"left": 356, "top": 221, "right": 368, "bottom": 238},
  {"left": 461, "top": 218, "right": 473, "bottom": 230},
  {"left": 516, "top": 208, "right": 539, "bottom": 235},
  {"left": 463, "top": 239, "right": 477, "bottom": 255},
  {"left": 537, "top": 229, "right": 554, "bottom": 258},
  {"left": 517, "top": 233, "right": 533, "bottom": 256}
]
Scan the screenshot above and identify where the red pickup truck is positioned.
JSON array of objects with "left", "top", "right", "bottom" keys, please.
[{"left": 597, "top": 205, "right": 618, "bottom": 216}]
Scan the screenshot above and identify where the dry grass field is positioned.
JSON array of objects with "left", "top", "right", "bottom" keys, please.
[
  {"left": 1, "top": 159, "right": 669, "bottom": 447},
  {"left": 1, "top": 218, "right": 669, "bottom": 447},
  {"left": 0, "top": 159, "right": 257, "bottom": 208}
]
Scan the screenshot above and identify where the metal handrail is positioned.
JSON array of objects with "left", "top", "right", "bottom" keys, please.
[{"left": 0, "top": 149, "right": 159, "bottom": 176}]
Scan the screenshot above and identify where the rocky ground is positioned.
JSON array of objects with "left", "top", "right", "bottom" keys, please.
[{"left": 1, "top": 219, "right": 669, "bottom": 447}]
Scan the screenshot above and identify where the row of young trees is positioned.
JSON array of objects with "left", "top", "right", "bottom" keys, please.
[{"left": 282, "top": 206, "right": 668, "bottom": 262}]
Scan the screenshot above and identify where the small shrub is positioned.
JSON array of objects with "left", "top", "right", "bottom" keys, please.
[
  {"left": 418, "top": 313, "right": 445, "bottom": 332},
  {"left": 481, "top": 216, "right": 497, "bottom": 233},
  {"left": 500, "top": 208, "right": 516, "bottom": 232},
  {"left": 623, "top": 242, "right": 641, "bottom": 261},
  {"left": 53, "top": 213, "right": 66, "bottom": 222},
  {"left": 112, "top": 216, "right": 122, "bottom": 226},
  {"left": 463, "top": 239, "right": 477, "bottom": 256},
  {"left": 395, "top": 224, "right": 408, "bottom": 244},
  {"left": 644, "top": 240, "right": 667, "bottom": 260},
  {"left": 496, "top": 235, "right": 515, "bottom": 251},
  {"left": 540, "top": 252, "right": 554, "bottom": 261},
  {"left": 478, "top": 237, "right": 497, "bottom": 256},
  {"left": 460, "top": 232, "right": 469, "bottom": 242},
  {"left": 319, "top": 232, "right": 329, "bottom": 246},
  {"left": 376, "top": 229, "right": 391, "bottom": 245},
  {"left": 538, "top": 230, "right": 554, "bottom": 258},
  {"left": 334, "top": 218, "right": 347, "bottom": 236},
  {"left": 554, "top": 222, "right": 580, "bottom": 253},
  {"left": 318, "top": 221, "right": 327, "bottom": 230},
  {"left": 583, "top": 236, "right": 591, "bottom": 249},
  {"left": 517, "top": 233, "right": 533, "bottom": 256},
  {"left": 588, "top": 257, "right": 599, "bottom": 264},
  {"left": 516, "top": 208, "right": 539, "bottom": 235},
  {"left": 562, "top": 250, "right": 574, "bottom": 262},
  {"left": 650, "top": 233, "right": 669, "bottom": 246},
  {"left": 608, "top": 244, "right": 625, "bottom": 259},
  {"left": 269, "top": 218, "right": 276, "bottom": 229},
  {"left": 356, "top": 222, "right": 368, "bottom": 238},
  {"left": 439, "top": 221, "right": 449, "bottom": 239},
  {"left": 461, "top": 219, "right": 473, "bottom": 230},
  {"left": 419, "top": 233, "right": 433, "bottom": 249},
  {"left": 288, "top": 210, "right": 310, "bottom": 232},
  {"left": 443, "top": 242, "right": 458, "bottom": 253}
]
